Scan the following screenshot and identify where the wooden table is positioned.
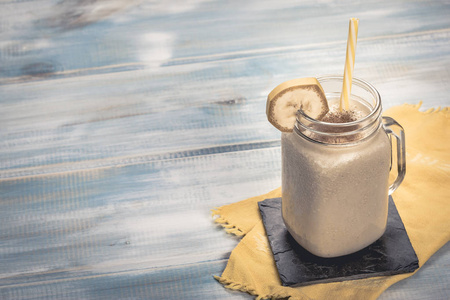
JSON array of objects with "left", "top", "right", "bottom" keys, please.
[{"left": 1, "top": 1, "right": 449, "bottom": 299}]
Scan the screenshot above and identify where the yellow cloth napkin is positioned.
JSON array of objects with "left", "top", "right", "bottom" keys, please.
[{"left": 212, "top": 103, "right": 450, "bottom": 300}]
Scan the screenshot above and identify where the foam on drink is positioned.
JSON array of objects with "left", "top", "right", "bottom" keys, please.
[
  {"left": 322, "top": 98, "right": 369, "bottom": 123},
  {"left": 299, "top": 97, "right": 372, "bottom": 144}
]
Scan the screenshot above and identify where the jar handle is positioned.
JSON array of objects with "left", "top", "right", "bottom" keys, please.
[{"left": 382, "top": 116, "right": 406, "bottom": 195}]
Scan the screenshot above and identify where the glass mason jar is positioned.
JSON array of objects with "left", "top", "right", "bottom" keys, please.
[{"left": 281, "top": 75, "right": 406, "bottom": 258}]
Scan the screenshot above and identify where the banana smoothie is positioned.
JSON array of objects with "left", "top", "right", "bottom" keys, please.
[
  {"left": 282, "top": 99, "right": 391, "bottom": 257},
  {"left": 266, "top": 75, "right": 406, "bottom": 258}
]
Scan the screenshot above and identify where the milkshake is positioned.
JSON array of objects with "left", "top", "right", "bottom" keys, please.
[
  {"left": 282, "top": 101, "right": 391, "bottom": 257},
  {"left": 266, "top": 75, "right": 406, "bottom": 258}
]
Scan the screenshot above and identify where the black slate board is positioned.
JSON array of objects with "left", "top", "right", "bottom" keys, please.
[{"left": 259, "top": 197, "right": 419, "bottom": 287}]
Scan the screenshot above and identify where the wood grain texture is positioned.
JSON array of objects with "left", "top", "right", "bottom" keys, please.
[
  {"left": 2, "top": 29, "right": 450, "bottom": 173},
  {"left": 0, "top": 0, "right": 449, "bottom": 299}
]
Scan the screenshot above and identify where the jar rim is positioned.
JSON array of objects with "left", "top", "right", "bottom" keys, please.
[{"left": 294, "top": 75, "right": 383, "bottom": 145}]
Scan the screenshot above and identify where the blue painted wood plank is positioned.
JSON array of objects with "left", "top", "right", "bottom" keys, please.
[
  {"left": 0, "top": 147, "right": 282, "bottom": 280},
  {"left": 1, "top": 0, "right": 450, "bottom": 80},
  {"left": 0, "top": 259, "right": 253, "bottom": 300},
  {"left": 1, "top": 29, "right": 450, "bottom": 174},
  {"left": 1, "top": 245, "right": 448, "bottom": 299}
]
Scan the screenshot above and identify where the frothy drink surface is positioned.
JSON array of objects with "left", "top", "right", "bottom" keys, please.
[
  {"left": 301, "top": 99, "right": 372, "bottom": 144},
  {"left": 281, "top": 99, "right": 391, "bottom": 257},
  {"left": 321, "top": 99, "right": 369, "bottom": 123}
]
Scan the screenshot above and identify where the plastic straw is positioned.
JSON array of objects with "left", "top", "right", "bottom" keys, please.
[{"left": 340, "top": 18, "right": 359, "bottom": 111}]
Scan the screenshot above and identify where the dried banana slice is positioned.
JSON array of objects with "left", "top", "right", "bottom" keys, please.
[{"left": 266, "top": 78, "right": 329, "bottom": 132}]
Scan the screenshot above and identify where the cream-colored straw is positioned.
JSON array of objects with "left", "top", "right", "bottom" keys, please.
[{"left": 340, "top": 18, "right": 359, "bottom": 111}]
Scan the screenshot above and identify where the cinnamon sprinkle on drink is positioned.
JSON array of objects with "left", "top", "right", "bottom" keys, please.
[{"left": 321, "top": 109, "right": 363, "bottom": 123}]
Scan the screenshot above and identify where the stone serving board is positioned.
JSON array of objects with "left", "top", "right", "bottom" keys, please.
[{"left": 259, "top": 197, "right": 419, "bottom": 287}]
